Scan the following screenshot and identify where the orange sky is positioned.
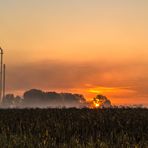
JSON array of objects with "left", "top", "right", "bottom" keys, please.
[{"left": 0, "top": 0, "right": 148, "bottom": 105}]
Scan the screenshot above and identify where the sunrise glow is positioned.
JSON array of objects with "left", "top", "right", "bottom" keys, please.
[
  {"left": 0, "top": 0, "right": 148, "bottom": 106},
  {"left": 95, "top": 103, "right": 100, "bottom": 108}
]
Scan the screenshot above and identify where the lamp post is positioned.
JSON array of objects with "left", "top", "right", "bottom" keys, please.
[{"left": 0, "top": 47, "right": 3, "bottom": 103}]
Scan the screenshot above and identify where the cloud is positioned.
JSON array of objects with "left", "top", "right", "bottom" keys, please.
[
  {"left": 6, "top": 60, "right": 148, "bottom": 104},
  {"left": 7, "top": 60, "right": 98, "bottom": 90}
]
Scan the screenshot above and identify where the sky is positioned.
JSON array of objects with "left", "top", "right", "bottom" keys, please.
[{"left": 0, "top": 0, "right": 148, "bottom": 105}]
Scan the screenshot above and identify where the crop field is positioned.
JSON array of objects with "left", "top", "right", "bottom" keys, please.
[{"left": 0, "top": 108, "right": 147, "bottom": 148}]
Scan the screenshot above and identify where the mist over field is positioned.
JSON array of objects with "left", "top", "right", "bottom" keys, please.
[{"left": 1, "top": 89, "right": 113, "bottom": 109}]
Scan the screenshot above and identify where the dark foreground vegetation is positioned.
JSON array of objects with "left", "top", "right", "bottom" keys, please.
[{"left": 0, "top": 108, "right": 147, "bottom": 148}]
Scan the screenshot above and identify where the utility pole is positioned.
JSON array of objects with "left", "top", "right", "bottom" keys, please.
[
  {"left": 0, "top": 47, "right": 3, "bottom": 103},
  {"left": 3, "top": 64, "right": 6, "bottom": 100}
]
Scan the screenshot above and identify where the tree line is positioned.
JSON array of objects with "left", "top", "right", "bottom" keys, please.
[
  {"left": 1, "top": 89, "right": 87, "bottom": 108},
  {"left": 1, "top": 89, "right": 112, "bottom": 108}
]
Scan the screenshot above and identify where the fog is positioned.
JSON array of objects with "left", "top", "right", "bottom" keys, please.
[
  {"left": 1, "top": 89, "right": 112, "bottom": 108},
  {"left": 1, "top": 89, "right": 88, "bottom": 108}
]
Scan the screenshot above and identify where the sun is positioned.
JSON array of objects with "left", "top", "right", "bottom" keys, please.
[{"left": 95, "top": 103, "right": 100, "bottom": 108}]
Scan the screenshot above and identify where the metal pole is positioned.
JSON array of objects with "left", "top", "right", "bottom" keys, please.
[
  {"left": 3, "top": 64, "right": 6, "bottom": 101},
  {"left": 0, "top": 47, "right": 3, "bottom": 103}
]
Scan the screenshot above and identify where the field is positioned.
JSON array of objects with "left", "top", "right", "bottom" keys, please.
[{"left": 0, "top": 108, "right": 147, "bottom": 148}]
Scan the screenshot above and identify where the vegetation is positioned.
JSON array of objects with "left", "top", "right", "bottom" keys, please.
[
  {"left": 2, "top": 89, "right": 112, "bottom": 108},
  {"left": 2, "top": 89, "right": 87, "bottom": 108},
  {"left": 0, "top": 108, "right": 147, "bottom": 147}
]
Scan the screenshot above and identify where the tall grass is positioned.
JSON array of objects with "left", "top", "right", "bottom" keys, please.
[{"left": 0, "top": 108, "right": 147, "bottom": 147}]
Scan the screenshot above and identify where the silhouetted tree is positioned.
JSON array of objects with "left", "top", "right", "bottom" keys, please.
[
  {"left": 14, "top": 96, "right": 22, "bottom": 107},
  {"left": 45, "top": 92, "right": 61, "bottom": 103},
  {"left": 2, "top": 94, "right": 15, "bottom": 108},
  {"left": 23, "top": 89, "right": 45, "bottom": 107},
  {"left": 1, "top": 90, "right": 112, "bottom": 108},
  {"left": 23, "top": 89, "right": 86, "bottom": 108},
  {"left": 93, "top": 95, "right": 112, "bottom": 108}
]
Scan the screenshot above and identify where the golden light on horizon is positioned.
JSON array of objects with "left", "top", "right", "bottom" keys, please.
[
  {"left": 95, "top": 103, "right": 100, "bottom": 108},
  {"left": 69, "top": 86, "right": 138, "bottom": 105},
  {"left": 88, "top": 89, "right": 102, "bottom": 94},
  {"left": 88, "top": 87, "right": 119, "bottom": 95},
  {"left": 94, "top": 98, "right": 101, "bottom": 108},
  {"left": 1, "top": 0, "right": 148, "bottom": 106}
]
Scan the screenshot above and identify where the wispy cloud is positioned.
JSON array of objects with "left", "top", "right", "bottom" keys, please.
[{"left": 6, "top": 60, "right": 148, "bottom": 105}]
